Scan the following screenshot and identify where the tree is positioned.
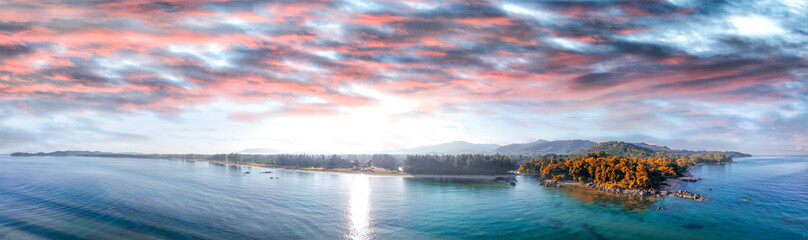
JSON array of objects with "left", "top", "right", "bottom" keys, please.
[
  {"left": 371, "top": 154, "right": 398, "bottom": 170},
  {"left": 519, "top": 152, "right": 682, "bottom": 189},
  {"left": 404, "top": 154, "right": 516, "bottom": 175}
]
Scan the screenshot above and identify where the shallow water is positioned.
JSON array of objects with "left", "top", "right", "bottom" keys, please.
[{"left": 1, "top": 155, "right": 806, "bottom": 239}]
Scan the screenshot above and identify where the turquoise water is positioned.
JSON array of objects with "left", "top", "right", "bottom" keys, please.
[{"left": 1, "top": 155, "right": 806, "bottom": 239}]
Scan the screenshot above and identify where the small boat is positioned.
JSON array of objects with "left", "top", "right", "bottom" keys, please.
[
  {"left": 742, "top": 198, "right": 754, "bottom": 201},
  {"left": 243, "top": 171, "right": 251, "bottom": 174},
  {"left": 260, "top": 171, "right": 272, "bottom": 174}
]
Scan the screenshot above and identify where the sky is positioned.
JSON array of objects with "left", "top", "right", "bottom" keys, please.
[{"left": 0, "top": 0, "right": 806, "bottom": 154}]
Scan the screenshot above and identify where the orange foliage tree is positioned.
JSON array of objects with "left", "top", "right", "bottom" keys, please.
[{"left": 518, "top": 151, "right": 680, "bottom": 189}]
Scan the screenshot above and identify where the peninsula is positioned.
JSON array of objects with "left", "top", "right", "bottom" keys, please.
[
  {"left": 10, "top": 140, "right": 749, "bottom": 198},
  {"left": 520, "top": 141, "right": 750, "bottom": 200}
]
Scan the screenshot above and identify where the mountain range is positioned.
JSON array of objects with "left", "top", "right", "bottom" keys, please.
[
  {"left": 396, "top": 139, "right": 597, "bottom": 155},
  {"left": 496, "top": 140, "right": 597, "bottom": 155},
  {"left": 395, "top": 140, "right": 749, "bottom": 158}
]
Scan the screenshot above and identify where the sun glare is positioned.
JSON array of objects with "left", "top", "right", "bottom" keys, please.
[{"left": 348, "top": 176, "right": 371, "bottom": 239}]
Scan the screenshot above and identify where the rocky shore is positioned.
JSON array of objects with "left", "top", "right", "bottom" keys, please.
[
  {"left": 538, "top": 179, "right": 707, "bottom": 201},
  {"left": 671, "top": 190, "right": 706, "bottom": 201}
]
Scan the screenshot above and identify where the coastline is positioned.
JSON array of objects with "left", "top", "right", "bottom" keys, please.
[
  {"left": 270, "top": 166, "right": 518, "bottom": 180},
  {"left": 181, "top": 158, "right": 519, "bottom": 180},
  {"left": 40, "top": 155, "right": 723, "bottom": 187}
]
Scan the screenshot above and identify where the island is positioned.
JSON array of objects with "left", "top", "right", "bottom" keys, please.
[{"left": 520, "top": 141, "right": 750, "bottom": 200}]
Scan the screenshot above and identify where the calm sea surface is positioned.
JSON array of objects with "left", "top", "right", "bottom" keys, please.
[{"left": 1, "top": 155, "right": 806, "bottom": 239}]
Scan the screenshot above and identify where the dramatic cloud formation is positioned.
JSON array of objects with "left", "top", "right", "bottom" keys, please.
[{"left": 1, "top": 0, "right": 806, "bottom": 154}]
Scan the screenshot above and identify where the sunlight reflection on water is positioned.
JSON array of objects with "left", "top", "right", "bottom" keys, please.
[{"left": 348, "top": 176, "right": 371, "bottom": 240}]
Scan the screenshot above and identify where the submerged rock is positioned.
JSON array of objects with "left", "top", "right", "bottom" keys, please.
[
  {"left": 495, "top": 176, "right": 517, "bottom": 186},
  {"left": 538, "top": 179, "right": 560, "bottom": 187},
  {"left": 680, "top": 177, "right": 702, "bottom": 182},
  {"left": 672, "top": 190, "right": 706, "bottom": 201},
  {"left": 681, "top": 223, "right": 704, "bottom": 229}
]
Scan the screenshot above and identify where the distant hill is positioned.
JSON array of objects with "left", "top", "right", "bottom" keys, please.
[
  {"left": 632, "top": 142, "right": 673, "bottom": 152},
  {"left": 10, "top": 150, "right": 114, "bottom": 157},
  {"left": 399, "top": 141, "right": 500, "bottom": 154},
  {"left": 584, "top": 141, "right": 656, "bottom": 157},
  {"left": 581, "top": 141, "right": 751, "bottom": 159},
  {"left": 496, "top": 140, "right": 597, "bottom": 155},
  {"left": 496, "top": 139, "right": 548, "bottom": 153}
]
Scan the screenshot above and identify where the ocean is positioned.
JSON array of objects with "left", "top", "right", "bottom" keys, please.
[{"left": 1, "top": 155, "right": 806, "bottom": 239}]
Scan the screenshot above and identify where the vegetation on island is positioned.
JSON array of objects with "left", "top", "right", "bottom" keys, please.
[
  {"left": 519, "top": 141, "right": 745, "bottom": 189},
  {"left": 584, "top": 141, "right": 745, "bottom": 172},
  {"left": 404, "top": 154, "right": 516, "bottom": 175},
  {"left": 519, "top": 152, "right": 678, "bottom": 189}
]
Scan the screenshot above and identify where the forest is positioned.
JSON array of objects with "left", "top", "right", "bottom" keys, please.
[
  {"left": 404, "top": 154, "right": 516, "bottom": 175},
  {"left": 370, "top": 154, "right": 399, "bottom": 170},
  {"left": 584, "top": 141, "right": 740, "bottom": 172},
  {"left": 518, "top": 151, "right": 679, "bottom": 189},
  {"left": 516, "top": 148, "right": 741, "bottom": 189}
]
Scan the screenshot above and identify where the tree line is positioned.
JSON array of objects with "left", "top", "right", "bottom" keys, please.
[
  {"left": 584, "top": 141, "right": 739, "bottom": 173},
  {"left": 404, "top": 154, "right": 516, "bottom": 175}
]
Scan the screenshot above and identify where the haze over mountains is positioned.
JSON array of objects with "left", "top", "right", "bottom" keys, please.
[
  {"left": 496, "top": 140, "right": 597, "bottom": 155},
  {"left": 397, "top": 141, "right": 501, "bottom": 154},
  {"left": 396, "top": 140, "right": 597, "bottom": 155}
]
